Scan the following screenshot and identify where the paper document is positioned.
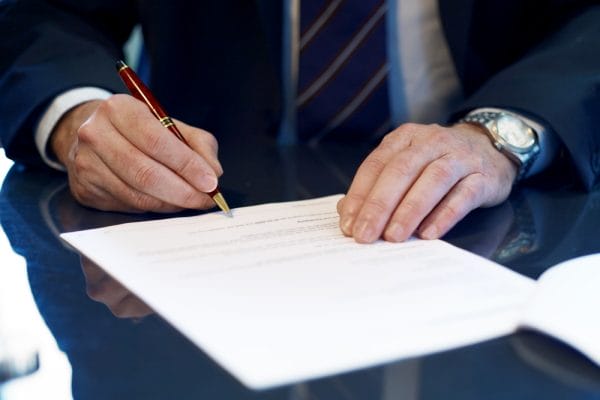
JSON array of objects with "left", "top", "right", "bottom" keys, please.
[
  {"left": 61, "top": 195, "right": 535, "bottom": 389},
  {"left": 519, "top": 254, "right": 600, "bottom": 366}
]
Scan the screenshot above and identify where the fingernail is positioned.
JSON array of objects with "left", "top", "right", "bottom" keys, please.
[
  {"left": 341, "top": 215, "right": 354, "bottom": 235},
  {"left": 420, "top": 225, "right": 438, "bottom": 240},
  {"left": 200, "top": 174, "right": 218, "bottom": 191},
  {"left": 354, "top": 219, "right": 375, "bottom": 243},
  {"left": 385, "top": 222, "right": 403, "bottom": 242}
]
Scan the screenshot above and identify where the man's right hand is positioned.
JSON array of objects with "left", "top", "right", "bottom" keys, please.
[{"left": 50, "top": 94, "right": 223, "bottom": 213}]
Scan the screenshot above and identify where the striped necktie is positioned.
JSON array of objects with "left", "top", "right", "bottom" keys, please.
[{"left": 297, "top": 0, "right": 391, "bottom": 144}]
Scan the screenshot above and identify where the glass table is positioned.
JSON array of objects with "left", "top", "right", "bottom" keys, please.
[{"left": 1, "top": 136, "right": 599, "bottom": 399}]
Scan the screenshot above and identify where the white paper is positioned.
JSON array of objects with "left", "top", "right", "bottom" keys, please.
[
  {"left": 520, "top": 253, "right": 600, "bottom": 365},
  {"left": 61, "top": 194, "right": 535, "bottom": 389}
]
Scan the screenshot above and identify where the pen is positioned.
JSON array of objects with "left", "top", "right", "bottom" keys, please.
[{"left": 115, "top": 60, "right": 231, "bottom": 217}]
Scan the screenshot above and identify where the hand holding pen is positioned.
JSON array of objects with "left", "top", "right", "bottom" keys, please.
[
  {"left": 116, "top": 60, "right": 230, "bottom": 215},
  {"left": 49, "top": 62, "right": 229, "bottom": 214}
]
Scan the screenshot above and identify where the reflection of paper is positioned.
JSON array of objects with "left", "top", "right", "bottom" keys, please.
[{"left": 61, "top": 194, "right": 534, "bottom": 389}]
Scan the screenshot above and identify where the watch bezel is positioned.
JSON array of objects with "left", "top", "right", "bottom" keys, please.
[{"left": 490, "top": 113, "right": 537, "bottom": 154}]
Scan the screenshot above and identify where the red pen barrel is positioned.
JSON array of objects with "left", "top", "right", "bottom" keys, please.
[{"left": 116, "top": 61, "right": 188, "bottom": 144}]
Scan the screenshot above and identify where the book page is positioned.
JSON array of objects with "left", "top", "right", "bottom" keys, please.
[
  {"left": 520, "top": 254, "right": 600, "bottom": 366},
  {"left": 61, "top": 195, "right": 534, "bottom": 389}
]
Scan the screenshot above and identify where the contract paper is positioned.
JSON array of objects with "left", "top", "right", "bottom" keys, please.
[{"left": 61, "top": 195, "right": 535, "bottom": 389}]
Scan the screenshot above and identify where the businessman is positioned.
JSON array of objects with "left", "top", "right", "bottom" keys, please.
[{"left": 0, "top": 1, "right": 598, "bottom": 243}]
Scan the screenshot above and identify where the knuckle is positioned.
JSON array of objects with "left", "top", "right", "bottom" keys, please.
[
  {"left": 428, "top": 161, "right": 455, "bottom": 183},
  {"left": 94, "top": 98, "right": 111, "bottom": 116},
  {"left": 100, "top": 96, "right": 119, "bottom": 115},
  {"left": 399, "top": 198, "right": 422, "bottom": 215},
  {"left": 379, "top": 130, "right": 404, "bottom": 150},
  {"left": 363, "top": 197, "right": 389, "bottom": 215},
  {"left": 76, "top": 122, "right": 96, "bottom": 145},
  {"left": 430, "top": 125, "right": 451, "bottom": 142},
  {"left": 453, "top": 148, "right": 472, "bottom": 163},
  {"left": 399, "top": 122, "right": 420, "bottom": 133},
  {"left": 131, "top": 191, "right": 160, "bottom": 211},
  {"left": 361, "top": 156, "right": 387, "bottom": 175},
  {"left": 104, "top": 94, "right": 128, "bottom": 113},
  {"left": 144, "top": 130, "right": 166, "bottom": 156},
  {"left": 441, "top": 203, "right": 463, "bottom": 222},
  {"left": 72, "top": 153, "right": 89, "bottom": 175},
  {"left": 386, "top": 157, "right": 412, "bottom": 178},
  {"left": 381, "top": 130, "right": 400, "bottom": 145},
  {"left": 459, "top": 180, "right": 483, "bottom": 204},
  {"left": 134, "top": 165, "right": 161, "bottom": 189},
  {"left": 342, "top": 193, "right": 366, "bottom": 215},
  {"left": 175, "top": 156, "right": 197, "bottom": 177},
  {"left": 345, "top": 192, "right": 366, "bottom": 203}
]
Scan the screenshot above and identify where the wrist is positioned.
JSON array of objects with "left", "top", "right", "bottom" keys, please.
[
  {"left": 459, "top": 110, "right": 540, "bottom": 182},
  {"left": 50, "top": 100, "right": 102, "bottom": 167}
]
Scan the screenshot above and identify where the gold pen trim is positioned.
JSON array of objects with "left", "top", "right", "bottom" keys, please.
[
  {"left": 212, "top": 192, "right": 232, "bottom": 217},
  {"left": 159, "top": 117, "right": 175, "bottom": 128}
]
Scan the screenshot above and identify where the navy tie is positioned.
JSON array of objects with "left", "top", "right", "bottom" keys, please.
[{"left": 297, "top": 0, "right": 391, "bottom": 144}]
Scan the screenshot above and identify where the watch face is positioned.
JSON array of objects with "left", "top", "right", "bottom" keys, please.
[{"left": 495, "top": 114, "right": 536, "bottom": 150}]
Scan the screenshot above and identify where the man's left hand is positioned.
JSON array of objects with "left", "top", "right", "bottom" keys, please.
[{"left": 337, "top": 122, "right": 518, "bottom": 243}]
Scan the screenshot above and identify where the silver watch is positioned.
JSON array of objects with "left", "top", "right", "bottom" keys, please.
[{"left": 461, "top": 110, "right": 540, "bottom": 182}]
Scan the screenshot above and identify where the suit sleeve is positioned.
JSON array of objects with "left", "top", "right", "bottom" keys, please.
[
  {"left": 453, "top": 5, "right": 600, "bottom": 190},
  {"left": 0, "top": 0, "right": 137, "bottom": 166}
]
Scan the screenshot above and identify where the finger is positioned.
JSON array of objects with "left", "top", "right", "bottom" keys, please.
[
  {"left": 80, "top": 258, "right": 148, "bottom": 318},
  {"left": 111, "top": 295, "right": 153, "bottom": 319},
  {"left": 417, "top": 173, "right": 487, "bottom": 240},
  {"left": 383, "top": 153, "right": 467, "bottom": 242},
  {"left": 176, "top": 119, "right": 223, "bottom": 177},
  {"left": 86, "top": 274, "right": 130, "bottom": 304},
  {"left": 339, "top": 128, "right": 414, "bottom": 235},
  {"left": 350, "top": 145, "right": 436, "bottom": 243},
  {"left": 78, "top": 116, "right": 214, "bottom": 210},
  {"left": 105, "top": 95, "right": 219, "bottom": 193},
  {"left": 336, "top": 196, "right": 345, "bottom": 215},
  {"left": 71, "top": 144, "right": 184, "bottom": 212},
  {"left": 93, "top": 179, "right": 185, "bottom": 213},
  {"left": 83, "top": 165, "right": 187, "bottom": 213},
  {"left": 80, "top": 256, "right": 105, "bottom": 285},
  {"left": 72, "top": 174, "right": 142, "bottom": 213}
]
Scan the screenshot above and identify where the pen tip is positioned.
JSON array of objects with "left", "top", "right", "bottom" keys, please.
[{"left": 211, "top": 192, "right": 233, "bottom": 218}]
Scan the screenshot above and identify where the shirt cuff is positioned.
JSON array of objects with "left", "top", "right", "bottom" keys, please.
[
  {"left": 35, "top": 87, "right": 113, "bottom": 171},
  {"left": 467, "top": 107, "right": 560, "bottom": 179}
]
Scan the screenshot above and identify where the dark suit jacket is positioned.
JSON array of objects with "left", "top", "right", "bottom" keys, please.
[{"left": 0, "top": 0, "right": 598, "bottom": 189}]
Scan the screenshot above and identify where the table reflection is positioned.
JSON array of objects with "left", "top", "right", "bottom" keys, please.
[{"left": 1, "top": 142, "right": 599, "bottom": 399}]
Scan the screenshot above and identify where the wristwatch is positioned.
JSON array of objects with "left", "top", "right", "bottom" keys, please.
[{"left": 461, "top": 109, "right": 540, "bottom": 182}]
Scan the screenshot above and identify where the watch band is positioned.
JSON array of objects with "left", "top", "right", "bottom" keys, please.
[{"left": 460, "top": 110, "right": 540, "bottom": 182}]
